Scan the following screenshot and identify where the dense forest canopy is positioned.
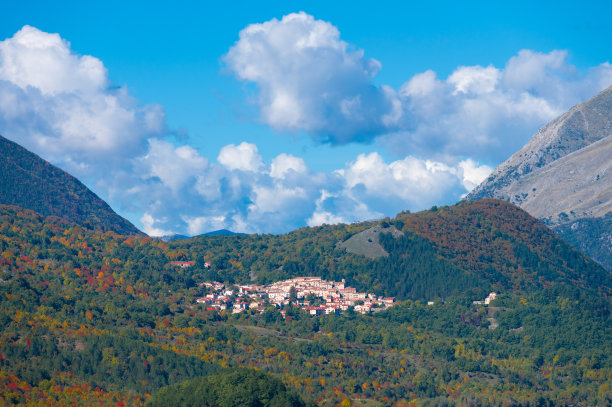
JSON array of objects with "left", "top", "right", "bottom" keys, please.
[{"left": 146, "top": 367, "right": 314, "bottom": 407}]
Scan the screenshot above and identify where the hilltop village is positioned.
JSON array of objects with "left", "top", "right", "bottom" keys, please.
[{"left": 195, "top": 276, "right": 395, "bottom": 316}]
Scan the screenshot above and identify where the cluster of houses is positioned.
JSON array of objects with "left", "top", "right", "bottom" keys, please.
[{"left": 195, "top": 276, "right": 395, "bottom": 316}]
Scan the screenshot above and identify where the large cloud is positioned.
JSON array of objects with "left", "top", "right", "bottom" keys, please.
[
  {"left": 226, "top": 13, "right": 612, "bottom": 162},
  {"left": 0, "top": 25, "right": 166, "bottom": 177},
  {"left": 224, "top": 12, "right": 396, "bottom": 143}
]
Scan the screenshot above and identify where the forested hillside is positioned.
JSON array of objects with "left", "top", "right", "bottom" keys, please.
[
  {"left": 0, "top": 203, "right": 610, "bottom": 406},
  {"left": 0, "top": 135, "right": 142, "bottom": 236},
  {"left": 170, "top": 199, "right": 609, "bottom": 300}
]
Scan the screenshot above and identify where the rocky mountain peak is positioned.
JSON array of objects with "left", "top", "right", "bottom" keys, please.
[{"left": 466, "top": 84, "right": 612, "bottom": 223}]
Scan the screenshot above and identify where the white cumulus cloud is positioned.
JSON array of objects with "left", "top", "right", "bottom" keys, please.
[
  {"left": 339, "top": 152, "right": 486, "bottom": 214},
  {"left": 224, "top": 12, "right": 396, "bottom": 143},
  {"left": 0, "top": 25, "right": 166, "bottom": 178},
  {"left": 0, "top": 25, "right": 107, "bottom": 95},
  {"left": 449, "top": 65, "right": 500, "bottom": 95},
  {"left": 137, "top": 139, "right": 208, "bottom": 192},
  {"left": 458, "top": 159, "right": 493, "bottom": 191},
  {"left": 385, "top": 49, "right": 612, "bottom": 162}
]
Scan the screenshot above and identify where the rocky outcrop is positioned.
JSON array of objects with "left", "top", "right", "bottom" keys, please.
[{"left": 336, "top": 224, "right": 403, "bottom": 259}]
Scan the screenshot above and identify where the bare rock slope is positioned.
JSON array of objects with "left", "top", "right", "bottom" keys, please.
[{"left": 467, "top": 85, "right": 612, "bottom": 224}]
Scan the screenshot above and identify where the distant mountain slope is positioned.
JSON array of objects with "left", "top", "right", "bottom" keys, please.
[
  {"left": 554, "top": 213, "right": 612, "bottom": 271},
  {"left": 201, "top": 229, "right": 242, "bottom": 237},
  {"left": 160, "top": 229, "right": 242, "bottom": 242},
  {"left": 477, "top": 135, "right": 610, "bottom": 223},
  {"left": 0, "top": 134, "right": 142, "bottom": 235},
  {"left": 465, "top": 85, "right": 612, "bottom": 269}
]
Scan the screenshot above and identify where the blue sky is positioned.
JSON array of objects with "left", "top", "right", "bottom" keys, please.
[{"left": 1, "top": 1, "right": 611, "bottom": 235}]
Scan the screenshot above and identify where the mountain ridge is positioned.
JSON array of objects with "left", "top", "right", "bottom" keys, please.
[
  {"left": 467, "top": 84, "right": 612, "bottom": 214},
  {"left": 0, "top": 134, "right": 143, "bottom": 236}
]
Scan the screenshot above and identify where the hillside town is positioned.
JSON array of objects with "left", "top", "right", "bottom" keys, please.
[{"left": 195, "top": 276, "right": 395, "bottom": 315}]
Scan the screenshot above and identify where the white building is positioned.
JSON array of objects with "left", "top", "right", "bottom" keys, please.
[{"left": 484, "top": 292, "right": 497, "bottom": 305}]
